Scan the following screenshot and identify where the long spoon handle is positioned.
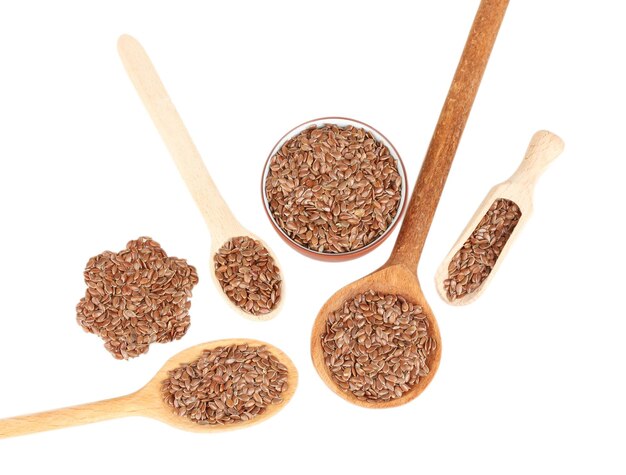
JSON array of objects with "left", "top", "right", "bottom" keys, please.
[
  {"left": 118, "top": 34, "right": 239, "bottom": 241},
  {"left": 0, "top": 393, "right": 141, "bottom": 439},
  {"left": 388, "top": 0, "right": 509, "bottom": 271}
]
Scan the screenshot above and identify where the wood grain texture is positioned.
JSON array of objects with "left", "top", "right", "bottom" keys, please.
[
  {"left": 311, "top": 0, "right": 509, "bottom": 408},
  {"left": 388, "top": 0, "right": 509, "bottom": 271},
  {"left": 0, "top": 339, "right": 298, "bottom": 439},
  {"left": 435, "top": 130, "right": 564, "bottom": 305},
  {"left": 118, "top": 35, "right": 284, "bottom": 320},
  {"left": 0, "top": 394, "right": 145, "bottom": 439},
  {"left": 118, "top": 34, "right": 240, "bottom": 243}
]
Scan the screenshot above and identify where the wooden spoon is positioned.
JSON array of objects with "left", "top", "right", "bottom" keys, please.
[
  {"left": 311, "top": 0, "right": 509, "bottom": 408},
  {"left": 0, "top": 339, "right": 298, "bottom": 439},
  {"left": 435, "top": 130, "right": 564, "bottom": 305},
  {"left": 118, "top": 35, "right": 284, "bottom": 321}
]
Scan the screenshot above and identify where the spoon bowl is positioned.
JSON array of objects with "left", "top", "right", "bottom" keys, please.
[
  {"left": 311, "top": 264, "right": 441, "bottom": 408},
  {"left": 0, "top": 339, "right": 298, "bottom": 438},
  {"left": 208, "top": 229, "right": 285, "bottom": 321}
]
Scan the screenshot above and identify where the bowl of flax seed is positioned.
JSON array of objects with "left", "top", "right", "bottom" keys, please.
[{"left": 262, "top": 117, "right": 408, "bottom": 261}]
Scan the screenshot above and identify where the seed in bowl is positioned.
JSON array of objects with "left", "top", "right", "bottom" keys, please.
[
  {"left": 321, "top": 290, "right": 436, "bottom": 403},
  {"left": 444, "top": 198, "right": 521, "bottom": 301},
  {"left": 214, "top": 236, "right": 281, "bottom": 316},
  {"left": 161, "top": 344, "right": 289, "bottom": 425},
  {"left": 265, "top": 124, "right": 402, "bottom": 254},
  {"left": 76, "top": 237, "right": 198, "bottom": 359}
]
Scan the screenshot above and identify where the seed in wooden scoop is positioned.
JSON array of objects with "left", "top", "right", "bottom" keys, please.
[
  {"left": 76, "top": 237, "right": 199, "bottom": 359},
  {"left": 321, "top": 290, "right": 436, "bottom": 403},
  {"left": 444, "top": 198, "right": 521, "bottom": 301},
  {"left": 161, "top": 344, "right": 289, "bottom": 425},
  {"left": 214, "top": 236, "right": 282, "bottom": 315}
]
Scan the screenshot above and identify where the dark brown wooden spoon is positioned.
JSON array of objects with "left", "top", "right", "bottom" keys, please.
[{"left": 311, "top": 0, "right": 510, "bottom": 408}]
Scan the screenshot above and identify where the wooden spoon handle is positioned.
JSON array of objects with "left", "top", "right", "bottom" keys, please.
[
  {"left": 388, "top": 0, "right": 509, "bottom": 271},
  {"left": 118, "top": 34, "right": 239, "bottom": 239},
  {"left": 0, "top": 394, "right": 140, "bottom": 439},
  {"left": 509, "top": 130, "right": 564, "bottom": 187}
]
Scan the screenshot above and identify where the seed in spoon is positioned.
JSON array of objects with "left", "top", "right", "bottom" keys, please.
[
  {"left": 444, "top": 198, "right": 521, "bottom": 301},
  {"left": 76, "top": 237, "right": 199, "bottom": 359},
  {"left": 321, "top": 290, "right": 436, "bottom": 403},
  {"left": 214, "top": 236, "right": 282, "bottom": 315},
  {"left": 161, "top": 344, "right": 289, "bottom": 425}
]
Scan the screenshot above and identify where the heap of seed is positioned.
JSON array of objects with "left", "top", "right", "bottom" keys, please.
[
  {"left": 76, "top": 237, "right": 198, "bottom": 359},
  {"left": 445, "top": 198, "right": 522, "bottom": 301},
  {"left": 321, "top": 290, "right": 436, "bottom": 403},
  {"left": 265, "top": 124, "right": 403, "bottom": 254},
  {"left": 161, "top": 344, "right": 289, "bottom": 425},
  {"left": 214, "top": 236, "right": 281, "bottom": 316}
]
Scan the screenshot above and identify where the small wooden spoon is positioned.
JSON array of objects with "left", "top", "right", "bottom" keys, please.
[
  {"left": 0, "top": 339, "right": 298, "bottom": 439},
  {"left": 435, "top": 130, "right": 565, "bottom": 305},
  {"left": 311, "top": 0, "right": 509, "bottom": 408},
  {"left": 118, "top": 35, "right": 284, "bottom": 321}
]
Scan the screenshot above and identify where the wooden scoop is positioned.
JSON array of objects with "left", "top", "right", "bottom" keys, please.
[
  {"left": 0, "top": 339, "right": 298, "bottom": 439},
  {"left": 311, "top": 0, "right": 509, "bottom": 408},
  {"left": 435, "top": 130, "right": 564, "bottom": 305},
  {"left": 118, "top": 35, "right": 284, "bottom": 321}
]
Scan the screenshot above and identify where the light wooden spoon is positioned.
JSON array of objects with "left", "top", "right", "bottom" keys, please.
[
  {"left": 311, "top": 0, "right": 509, "bottom": 408},
  {"left": 118, "top": 35, "right": 284, "bottom": 321},
  {"left": 0, "top": 339, "right": 297, "bottom": 439},
  {"left": 435, "top": 130, "right": 564, "bottom": 305}
]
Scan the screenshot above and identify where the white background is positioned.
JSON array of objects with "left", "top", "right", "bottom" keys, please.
[{"left": 0, "top": 1, "right": 624, "bottom": 473}]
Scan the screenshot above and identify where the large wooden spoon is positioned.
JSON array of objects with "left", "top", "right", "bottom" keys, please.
[
  {"left": 0, "top": 339, "right": 298, "bottom": 438},
  {"left": 311, "top": 0, "right": 509, "bottom": 408},
  {"left": 118, "top": 35, "right": 284, "bottom": 321}
]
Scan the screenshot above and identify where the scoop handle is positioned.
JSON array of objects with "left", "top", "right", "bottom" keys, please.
[
  {"left": 388, "top": 0, "right": 509, "bottom": 271},
  {"left": 508, "top": 130, "right": 564, "bottom": 187},
  {"left": 0, "top": 393, "right": 141, "bottom": 439},
  {"left": 118, "top": 34, "right": 239, "bottom": 241}
]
